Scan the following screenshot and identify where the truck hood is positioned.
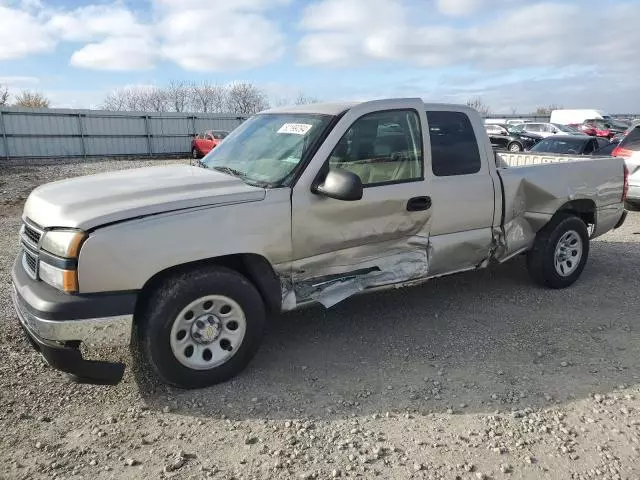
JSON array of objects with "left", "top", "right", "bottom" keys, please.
[{"left": 23, "top": 165, "right": 266, "bottom": 230}]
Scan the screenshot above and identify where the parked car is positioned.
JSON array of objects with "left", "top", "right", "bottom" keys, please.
[
  {"left": 577, "top": 119, "right": 626, "bottom": 139},
  {"left": 530, "top": 135, "right": 611, "bottom": 155},
  {"left": 485, "top": 123, "right": 542, "bottom": 151},
  {"left": 550, "top": 109, "right": 612, "bottom": 125},
  {"left": 12, "top": 98, "right": 628, "bottom": 389},
  {"left": 612, "top": 126, "right": 640, "bottom": 209},
  {"left": 522, "top": 122, "right": 587, "bottom": 137},
  {"left": 191, "top": 130, "right": 229, "bottom": 158},
  {"left": 596, "top": 138, "right": 621, "bottom": 156}
]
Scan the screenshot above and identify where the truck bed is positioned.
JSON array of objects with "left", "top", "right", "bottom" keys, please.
[{"left": 493, "top": 150, "right": 626, "bottom": 260}]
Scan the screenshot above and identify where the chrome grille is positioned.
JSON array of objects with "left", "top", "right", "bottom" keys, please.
[
  {"left": 20, "top": 219, "right": 43, "bottom": 280},
  {"left": 23, "top": 250, "right": 37, "bottom": 276},
  {"left": 23, "top": 224, "right": 42, "bottom": 246}
]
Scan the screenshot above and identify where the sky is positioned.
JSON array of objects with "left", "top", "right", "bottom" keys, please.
[{"left": 1, "top": 0, "right": 639, "bottom": 113}]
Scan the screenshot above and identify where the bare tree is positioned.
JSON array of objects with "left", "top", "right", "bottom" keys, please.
[
  {"left": 0, "top": 84, "right": 9, "bottom": 106},
  {"left": 274, "top": 91, "right": 320, "bottom": 107},
  {"left": 166, "top": 80, "right": 189, "bottom": 112},
  {"left": 466, "top": 97, "right": 490, "bottom": 116},
  {"left": 102, "top": 86, "right": 168, "bottom": 112},
  {"left": 190, "top": 82, "right": 227, "bottom": 113},
  {"left": 225, "top": 82, "right": 269, "bottom": 116},
  {"left": 14, "top": 90, "right": 50, "bottom": 108},
  {"left": 534, "top": 104, "right": 563, "bottom": 115},
  {"left": 141, "top": 87, "right": 168, "bottom": 112},
  {"left": 294, "top": 92, "right": 320, "bottom": 105},
  {"left": 102, "top": 81, "right": 270, "bottom": 115}
]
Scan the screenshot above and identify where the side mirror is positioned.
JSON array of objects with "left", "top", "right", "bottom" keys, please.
[{"left": 313, "top": 168, "right": 363, "bottom": 201}]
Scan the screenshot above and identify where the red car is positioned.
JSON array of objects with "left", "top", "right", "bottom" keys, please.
[
  {"left": 191, "top": 130, "right": 229, "bottom": 159},
  {"left": 573, "top": 119, "right": 626, "bottom": 139}
]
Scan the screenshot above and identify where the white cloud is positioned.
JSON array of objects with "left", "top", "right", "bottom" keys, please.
[
  {"left": 156, "top": 0, "right": 287, "bottom": 71},
  {"left": 70, "top": 36, "right": 157, "bottom": 71},
  {"left": 0, "top": 0, "right": 289, "bottom": 72},
  {"left": 47, "top": 4, "right": 148, "bottom": 41},
  {"left": 0, "top": 4, "right": 54, "bottom": 59},
  {"left": 435, "top": 0, "right": 484, "bottom": 16},
  {"left": 298, "top": 0, "right": 406, "bottom": 66},
  {"left": 298, "top": 0, "right": 640, "bottom": 73}
]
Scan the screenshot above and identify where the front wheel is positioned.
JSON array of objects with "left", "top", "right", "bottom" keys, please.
[
  {"left": 191, "top": 147, "right": 200, "bottom": 159},
  {"left": 526, "top": 213, "right": 589, "bottom": 289},
  {"left": 137, "top": 266, "right": 266, "bottom": 389},
  {"left": 508, "top": 142, "right": 523, "bottom": 152}
]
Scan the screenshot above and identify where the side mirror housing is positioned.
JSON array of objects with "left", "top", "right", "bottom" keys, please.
[{"left": 313, "top": 168, "right": 363, "bottom": 201}]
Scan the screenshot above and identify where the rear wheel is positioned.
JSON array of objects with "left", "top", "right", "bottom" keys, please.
[
  {"left": 508, "top": 142, "right": 523, "bottom": 152},
  {"left": 137, "top": 266, "right": 266, "bottom": 389},
  {"left": 191, "top": 147, "right": 200, "bottom": 159},
  {"left": 526, "top": 213, "right": 589, "bottom": 289}
]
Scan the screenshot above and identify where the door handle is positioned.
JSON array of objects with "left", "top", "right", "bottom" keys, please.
[{"left": 406, "top": 196, "right": 432, "bottom": 212}]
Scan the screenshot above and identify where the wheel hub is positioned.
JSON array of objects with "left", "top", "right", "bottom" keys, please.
[{"left": 190, "top": 314, "right": 221, "bottom": 344}]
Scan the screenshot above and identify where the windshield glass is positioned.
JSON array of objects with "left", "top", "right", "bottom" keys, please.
[
  {"left": 505, "top": 125, "right": 523, "bottom": 134},
  {"left": 201, "top": 113, "right": 333, "bottom": 186},
  {"left": 531, "top": 137, "right": 587, "bottom": 154},
  {"left": 553, "top": 123, "right": 577, "bottom": 133}
]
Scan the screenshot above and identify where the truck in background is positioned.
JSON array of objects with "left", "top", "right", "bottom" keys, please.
[{"left": 550, "top": 109, "right": 611, "bottom": 125}]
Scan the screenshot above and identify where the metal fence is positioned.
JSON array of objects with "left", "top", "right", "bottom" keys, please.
[{"left": 0, "top": 107, "right": 246, "bottom": 160}]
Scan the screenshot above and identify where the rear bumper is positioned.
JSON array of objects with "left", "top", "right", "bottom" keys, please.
[
  {"left": 11, "top": 256, "right": 136, "bottom": 384},
  {"left": 626, "top": 184, "right": 640, "bottom": 202}
]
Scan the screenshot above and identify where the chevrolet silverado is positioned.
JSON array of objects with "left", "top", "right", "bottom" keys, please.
[{"left": 11, "top": 98, "right": 629, "bottom": 389}]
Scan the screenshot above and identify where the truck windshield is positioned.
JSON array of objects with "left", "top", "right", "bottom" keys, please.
[{"left": 200, "top": 113, "right": 333, "bottom": 186}]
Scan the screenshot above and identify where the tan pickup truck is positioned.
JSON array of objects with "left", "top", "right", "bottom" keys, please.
[{"left": 11, "top": 98, "right": 629, "bottom": 389}]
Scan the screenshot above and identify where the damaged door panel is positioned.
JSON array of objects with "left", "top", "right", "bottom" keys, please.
[{"left": 289, "top": 102, "right": 433, "bottom": 309}]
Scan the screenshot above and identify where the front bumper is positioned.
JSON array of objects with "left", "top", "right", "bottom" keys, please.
[{"left": 11, "top": 257, "right": 136, "bottom": 385}]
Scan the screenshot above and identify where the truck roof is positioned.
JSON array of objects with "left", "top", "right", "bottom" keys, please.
[
  {"left": 262, "top": 102, "right": 359, "bottom": 116},
  {"left": 262, "top": 100, "right": 473, "bottom": 116}
]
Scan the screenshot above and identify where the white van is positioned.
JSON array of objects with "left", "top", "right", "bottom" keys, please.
[{"left": 550, "top": 109, "right": 611, "bottom": 125}]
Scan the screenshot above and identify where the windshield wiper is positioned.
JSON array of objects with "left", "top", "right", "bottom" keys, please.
[
  {"left": 211, "top": 166, "right": 271, "bottom": 188},
  {"left": 212, "top": 166, "right": 247, "bottom": 178}
]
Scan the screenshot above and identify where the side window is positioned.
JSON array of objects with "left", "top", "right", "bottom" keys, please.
[
  {"left": 205, "top": 132, "right": 214, "bottom": 140},
  {"left": 328, "top": 110, "right": 423, "bottom": 186},
  {"left": 427, "top": 111, "right": 482, "bottom": 177}
]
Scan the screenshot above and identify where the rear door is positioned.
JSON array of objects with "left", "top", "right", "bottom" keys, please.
[
  {"left": 424, "top": 108, "right": 497, "bottom": 276},
  {"left": 290, "top": 99, "right": 432, "bottom": 307}
]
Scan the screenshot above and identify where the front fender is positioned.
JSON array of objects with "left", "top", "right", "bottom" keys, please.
[{"left": 77, "top": 189, "right": 292, "bottom": 293}]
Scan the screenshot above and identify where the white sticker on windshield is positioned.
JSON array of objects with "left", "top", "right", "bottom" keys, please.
[{"left": 277, "top": 123, "right": 313, "bottom": 135}]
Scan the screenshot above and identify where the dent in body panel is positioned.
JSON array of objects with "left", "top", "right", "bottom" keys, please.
[
  {"left": 493, "top": 159, "right": 621, "bottom": 260},
  {"left": 289, "top": 235, "right": 429, "bottom": 308}
]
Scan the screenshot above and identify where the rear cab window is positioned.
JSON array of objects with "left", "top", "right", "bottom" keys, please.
[{"left": 426, "top": 111, "right": 482, "bottom": 176}]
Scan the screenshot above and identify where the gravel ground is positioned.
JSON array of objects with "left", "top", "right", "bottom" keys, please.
[{"left": 1, "top": 159, "right": 640, "bottom": 480}]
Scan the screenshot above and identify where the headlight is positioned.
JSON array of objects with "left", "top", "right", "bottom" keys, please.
[
  {"left": 39, "top": 261, "right": 79, "bottom": 293},
  {"left": 40, "top": 230, "right": 86, "bottom": 258}
]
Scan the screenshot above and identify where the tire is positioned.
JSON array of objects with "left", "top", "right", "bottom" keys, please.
[
  {"left": 508, "top": 142, "right": 523, "bottom": 152},
  {"left": 526, "top": 213, "right": 589, "bottom": 289},
  {"left": 137, "top": 266, "right": 266, "bottom": 389},
  {"left": 191, "top": 147, "right": 200, "bottom": 159}
]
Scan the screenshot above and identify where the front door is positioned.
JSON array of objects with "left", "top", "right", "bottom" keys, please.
[{"left": 290, "top": 100, "right": 433, "bottom": 307}]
